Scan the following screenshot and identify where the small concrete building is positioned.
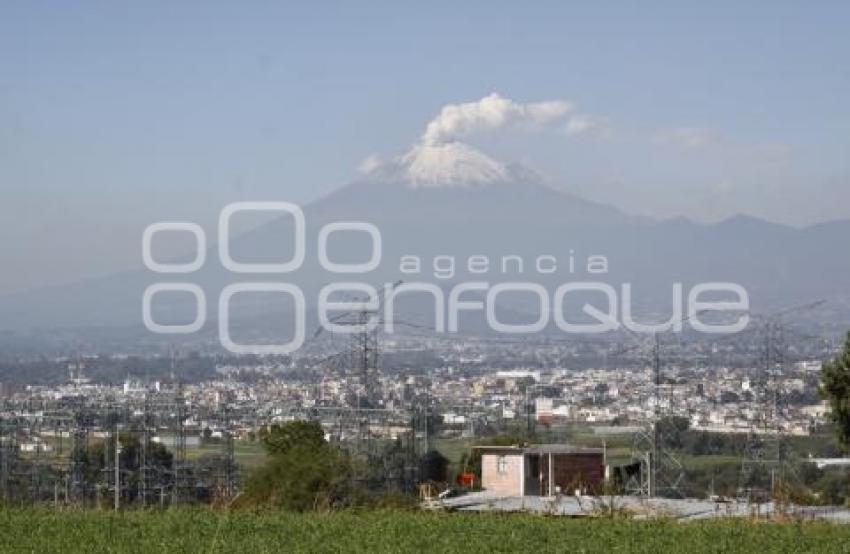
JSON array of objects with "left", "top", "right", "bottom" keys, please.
[{"left": 477, "top": 444, "right": 605, "bottom": 496}]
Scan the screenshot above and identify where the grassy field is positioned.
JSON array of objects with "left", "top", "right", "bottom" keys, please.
[
  {"left": 184, "top": 441, "right": 268, "bottom": 470},
  {"left": 1, "top": 508, "right": 850, "bottom": 553}
]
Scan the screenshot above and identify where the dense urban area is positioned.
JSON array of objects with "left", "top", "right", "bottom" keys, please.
[{"left": 2, "top": 320, "right": 850, "bottom": 521}]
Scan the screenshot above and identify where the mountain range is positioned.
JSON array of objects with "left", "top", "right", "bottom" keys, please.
[{"left": 1, "top": 141, "right": 848, "bottom": 348}]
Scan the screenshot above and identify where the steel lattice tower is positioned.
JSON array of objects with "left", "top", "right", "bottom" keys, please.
[
  {"left": 629, "top": 333, "right": 685, "bottom": 498},
  {"left": 738, "top": 318, "right": 787, "bottom": 503}
]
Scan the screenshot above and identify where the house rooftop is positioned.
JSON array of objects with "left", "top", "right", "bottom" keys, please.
[{"left": 473, "top": 444, "right": 603, "bottom": 455}]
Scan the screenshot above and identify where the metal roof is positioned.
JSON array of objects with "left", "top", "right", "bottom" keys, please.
[{"left": 473, "top": 444, "right": 603, "bottom": 455}]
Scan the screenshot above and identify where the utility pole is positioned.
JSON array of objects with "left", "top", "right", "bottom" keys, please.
[
  {"left": 114, "top": 424, "right": 121, "bottom": 512},
  {"left": 651, "top": 333, "right": 660, "bottom": 498}
]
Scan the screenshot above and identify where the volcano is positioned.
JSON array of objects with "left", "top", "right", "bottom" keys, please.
[{"left": 1, "top": 140, "right": 848, "bottom": 344}]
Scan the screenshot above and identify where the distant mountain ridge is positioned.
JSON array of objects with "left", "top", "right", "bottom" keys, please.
[{"left": 0, "top": 163, "right": 848, "bottom": 340}]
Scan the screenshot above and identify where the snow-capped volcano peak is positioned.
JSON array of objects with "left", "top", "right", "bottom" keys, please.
[
  {"left": 357, "top": 93, "right": 570, "bottom": 189},
  {"left": 401, "top": 141, "right": 510, "bottom": 188},
  {"left": 360, "top": 141, "right": 540, "bottom": 189}
]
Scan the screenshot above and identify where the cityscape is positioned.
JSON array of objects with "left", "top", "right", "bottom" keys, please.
[
  {"left": 0, "top": 323, "right": 842, "bottom": 508},
  {"left": 3, "top": 1, "right": 850, "bottom": 552}
]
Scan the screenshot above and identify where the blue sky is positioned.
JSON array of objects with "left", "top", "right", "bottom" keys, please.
[{"left": 1, "top": 1, "right": 848, "bottom": 292}]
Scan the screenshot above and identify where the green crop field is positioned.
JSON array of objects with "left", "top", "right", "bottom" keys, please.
[
  {"left": 1, "top": 508, "right": 849, "bottom": 553},
  {"left": 184, "top": 440, "right": 268, "bottom": 470}
]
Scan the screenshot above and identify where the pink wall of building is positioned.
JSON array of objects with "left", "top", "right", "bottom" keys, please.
[{"left": 481, "top": 453, "right": 524, "bottom": 495}]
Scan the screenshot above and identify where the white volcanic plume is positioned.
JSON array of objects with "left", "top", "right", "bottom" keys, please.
[
  {"left": 360, "top": 93, "right": 575, "bottom": 188},
  {"left": 422, "top": 93, "right": 573, "bottom": 146}
]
